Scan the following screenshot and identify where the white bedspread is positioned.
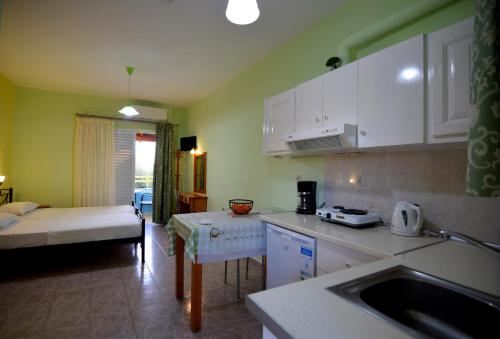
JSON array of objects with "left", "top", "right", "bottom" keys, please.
[
  {"left": 0, "top": 205, "right": 142, "bottom": 250},
  {"left": 23, "top": 205, "right": 136, "bottom": 219}
]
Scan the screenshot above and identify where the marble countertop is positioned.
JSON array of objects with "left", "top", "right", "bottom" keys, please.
[
  {"left": 246, "top": 241, "right": 500, "bottom": 339},
  {"left": 260, "top": 212, "right": 443, "bottom": 258}
]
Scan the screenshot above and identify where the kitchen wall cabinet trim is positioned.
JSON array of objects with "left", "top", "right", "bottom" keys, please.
[
  {"left": 322, "top": 61, "right": 358, "bottom": 130},
  {"left": 263, "top": 89, "right": 295, "bottom": 155},
  {"left": 427, "top": 18, "right": 474, "bottom": 144},
  {"left": 262, "top": 19, "right": 473, "bottom": 156},
  {"left": 357, "top": 35, "right": 425, "bottom": 148},
  {"left": 294, "top": 76, "right": 324, "bottom": 133}
]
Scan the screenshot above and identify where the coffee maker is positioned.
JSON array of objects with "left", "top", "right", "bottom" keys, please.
[{"left": 296, "top": 181, "right": 317, "bottom": 215}]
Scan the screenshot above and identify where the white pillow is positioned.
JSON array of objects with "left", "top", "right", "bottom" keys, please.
[
  {"left": 0, "top": 202, "right": 39, "bottom": 216},
  {"left": 0, "top": 212, "right": 18, "bottom": 227}
]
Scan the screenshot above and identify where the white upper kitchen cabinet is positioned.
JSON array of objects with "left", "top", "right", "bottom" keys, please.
[
  {"left": 263, "top": 89, "right": 295, "bottom": 155},
  {"left": 427, "top": 18, "right": 474, "bottom": 143},
  {"left": 358, "top": 35, "right": 425, "bottom": 148},
  {"left": 323, "top": 61, "right": 358, "bottom": 130},
  {"left": 295, "top": 76, "right": 323, "bottom": 132}
]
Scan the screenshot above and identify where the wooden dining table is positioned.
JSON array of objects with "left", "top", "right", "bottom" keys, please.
[{"left": 166, "top": 211, "right": 268, "bottom": 332}]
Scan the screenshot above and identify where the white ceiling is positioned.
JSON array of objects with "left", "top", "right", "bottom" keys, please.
[{"left": 0, "top": 0, "right": 343, "bottom": 106}]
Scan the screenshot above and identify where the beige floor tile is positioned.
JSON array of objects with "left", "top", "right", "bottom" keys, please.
[
  {"left": 0, "top": 223, "right": 263, "bottom": 338},
  {"left": 90, "top": 309, "right": 135, "bottom": 339}
]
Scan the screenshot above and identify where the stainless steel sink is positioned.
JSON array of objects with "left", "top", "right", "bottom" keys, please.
[{"left": 328, "top": 266, "right": 500, "bottom": 338}]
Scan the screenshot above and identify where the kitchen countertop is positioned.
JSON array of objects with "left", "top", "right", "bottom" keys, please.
[
  {"left": 260, "top": 212, "right": 443, "bottom": 258},
  {"left": 246, "top": 241, "right": 500, "bottom": 339}
]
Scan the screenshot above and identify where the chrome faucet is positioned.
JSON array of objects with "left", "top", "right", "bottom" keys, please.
[{"left": 423, "top": 229, "right": 500, "bottom": 256}]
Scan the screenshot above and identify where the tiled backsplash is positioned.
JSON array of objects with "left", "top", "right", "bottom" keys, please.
[{"left": 324, "top": 148, "right": 500, "bottom": 242}]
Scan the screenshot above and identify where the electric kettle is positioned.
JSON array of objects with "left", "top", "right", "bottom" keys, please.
[{"left": 390, "top": 201, "right": 423, "bottom": 236}]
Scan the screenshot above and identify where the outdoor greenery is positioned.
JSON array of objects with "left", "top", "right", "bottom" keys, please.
[{"left": 135, "top": 175, "right": 153, "bottom": 188}]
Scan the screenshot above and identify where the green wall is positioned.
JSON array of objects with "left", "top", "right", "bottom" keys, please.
[
  {"left": 12, "top": 87, "right": 186, "bottom": 207},
  {"left": 0, "top": 74, "right": 15, "bottom": 188},
  {"left": 185, "top": 0, "right": 474, "bottom": 211}
]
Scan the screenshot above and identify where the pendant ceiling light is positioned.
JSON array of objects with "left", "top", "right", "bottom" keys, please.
[
  {"left": 119, "top": 66, "right": 139, "bottom": 117},
  {"left": 226, "top": 0, "right": 260, "bottom": 25}
]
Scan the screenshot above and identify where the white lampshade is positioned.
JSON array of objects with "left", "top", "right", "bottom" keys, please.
[
  {"left": 0, "top": 176, "right": 5, "bottom": 184},
  {"left": 118, "top": 105, "right": 140, "bottom": 117},
  {"left": 226, "top": 0, "right": 260, "bottom": 25}
]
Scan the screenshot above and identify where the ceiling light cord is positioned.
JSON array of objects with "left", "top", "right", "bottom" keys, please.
[
  {"left": 128, "top": 74, "right": 131, "bottom": 104},
  {"left": 118, "top": 66, "right": 139, "bottom": 117}
]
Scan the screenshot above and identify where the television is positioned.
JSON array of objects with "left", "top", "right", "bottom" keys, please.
[{"left": 180, "top": 136, "right": 197, "bottom": 152}]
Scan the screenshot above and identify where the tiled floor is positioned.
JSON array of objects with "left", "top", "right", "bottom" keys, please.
[{"left": 0, "top": 219, "right": 263, "bottom": 338}]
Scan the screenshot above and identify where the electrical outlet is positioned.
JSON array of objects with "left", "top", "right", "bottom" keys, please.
[{"left": 296, "top": 174, "right": 303, "bottom": 182}]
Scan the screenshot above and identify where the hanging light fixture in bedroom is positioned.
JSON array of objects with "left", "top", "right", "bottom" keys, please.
[
  {"left": 118, "top": 66, "right": 139, "bottom": 117},
  {"left": 226, "top": 0, "right": 260, "bottom": 25}
]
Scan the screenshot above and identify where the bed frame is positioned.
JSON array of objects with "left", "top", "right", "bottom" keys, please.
[{"left": 0, "top": 188, "right": 146, "bottom": 264}]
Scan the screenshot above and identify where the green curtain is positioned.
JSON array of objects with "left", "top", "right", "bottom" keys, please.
[
  {"left": 466, "top": 0, "right": 500, "bottom": 197},
  {"left": 152, "top": 122, "right": 176, "bottom": 224}
]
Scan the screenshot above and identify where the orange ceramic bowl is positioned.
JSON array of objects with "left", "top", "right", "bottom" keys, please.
[{"left": 229, "top": 199, "right": 253, "bottom": 215}]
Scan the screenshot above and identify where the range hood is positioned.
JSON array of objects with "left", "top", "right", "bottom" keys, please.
[{"left": 285, "top": 124, "right": 357, "bottom": 152}]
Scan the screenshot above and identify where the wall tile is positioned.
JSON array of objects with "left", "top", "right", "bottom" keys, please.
[
  {"left": 452, "top": 195, "right": 498, "bottom": 243},
  {"left": 324, "top": 148, "right": 498, "bottom": 242}
]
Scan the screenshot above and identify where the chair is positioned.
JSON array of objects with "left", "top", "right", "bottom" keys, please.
[
  {"left": 224, "top": 258, "right": 251, "bottom": 299},
  {"left": 140, "top": 193, "right": 153, "bottom": 213}
]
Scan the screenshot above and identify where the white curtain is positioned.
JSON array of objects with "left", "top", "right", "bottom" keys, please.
[{"left": 73, "top": 117, "right": 116, "bottom": 207}]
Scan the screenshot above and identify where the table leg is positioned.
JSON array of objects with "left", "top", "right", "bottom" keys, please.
[
  {"left": 224, "top": 261, "right": 228, "bottom": 284},
  {"left": 237, "top": 259, "right": 241, "bottom": 299},
  {"left": 262, "top": 255, "right": 267, "bottom": 290},
  {"left": 191, "top": 262, "right": 203, "bottom": 332},
  {"left": 245, "top": 257, "right": 249, "bottom": 279},
  {"left": 175, "top": 235, "right": 185, "bottom": 299}
]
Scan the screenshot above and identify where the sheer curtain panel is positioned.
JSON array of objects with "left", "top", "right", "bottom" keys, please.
[{"left": 73, "top": 117, "right": 116, "bottom": 207}]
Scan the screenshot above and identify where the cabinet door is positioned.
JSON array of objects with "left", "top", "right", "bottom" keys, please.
[
  {"left": 317, "top": 239, "right": 378, "bottom": 274},
  {"left": 295, "top": 76, "right": 323, "bottom": 132},
  {"left": 323, "top": 62, "right": 358, "bottom": 130},
  {"left": 428, "top": 18, "right": 473, "bottom": 143},
  {"left": 263, "top": 89, "right": 295, "bottom": 154},
  {"left": 358, "top": 35, "right": 425, "bottom": 148}
]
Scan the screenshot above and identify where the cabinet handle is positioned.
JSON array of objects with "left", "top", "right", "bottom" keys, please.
[
  {"left": 360, "top": 130, "right": 367, "bottom": 136},
  {"left": 324, "top": 115, "right": 329, "bottom": 120},
  {"left": 315, "top": 117, "right": 320, "bottom": 123}
]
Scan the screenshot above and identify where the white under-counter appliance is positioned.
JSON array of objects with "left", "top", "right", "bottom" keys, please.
[
  {"left": 264, "top": 223, "right": 318, "bottom": 339},
  {"left": 266, "top": 223, "right": 317, "bottom": 289}
]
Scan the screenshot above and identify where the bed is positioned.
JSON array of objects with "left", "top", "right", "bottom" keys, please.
[{"left": 0, "top": 188, "right": 145, "bottom": 263}]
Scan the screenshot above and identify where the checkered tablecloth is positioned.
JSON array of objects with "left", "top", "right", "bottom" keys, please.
[{"left": 166, "top": 211, "right": 271, "bottom": 263}]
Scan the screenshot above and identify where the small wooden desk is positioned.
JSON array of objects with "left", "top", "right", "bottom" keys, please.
[{"left": 178, "top": 192, "right": 207, "bottom": 213}]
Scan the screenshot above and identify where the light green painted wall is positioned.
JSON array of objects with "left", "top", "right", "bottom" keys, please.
[
  {"left": 185, "top": 0, "right": 473, "bottom": 211},
  {"left": 12, "top": 87, "right": 186, "bottom": 207},
  {"left": 0, "top": 74, "right": 15, "bottom": 188}
]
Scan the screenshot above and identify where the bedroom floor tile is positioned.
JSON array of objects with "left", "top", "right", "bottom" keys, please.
[
  {"left": 0, "top": 223, "right": 263, "bottom": 339},
  {"left": 90, "top": 309, "right": 136, "bottom": 339},
  {"left": 46, "top": 304, "right": 90, "bottom": 331},
  {"left": 44, "top": 325, "right": 90, "bottom": 339}
]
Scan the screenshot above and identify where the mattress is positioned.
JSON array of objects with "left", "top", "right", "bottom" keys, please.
[{"left": 0, "top": 205, "right": 142, "bottom": 250}]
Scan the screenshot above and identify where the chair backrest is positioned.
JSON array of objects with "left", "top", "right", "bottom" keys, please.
[{"left": 141, "top": 193, "right": 153, "bottom": 203}]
